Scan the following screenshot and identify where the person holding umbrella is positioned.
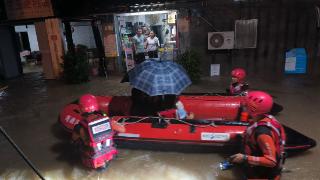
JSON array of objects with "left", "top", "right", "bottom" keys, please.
[
  {"left": 128, "top": 59, "right": 192, "bottom": 116},
  {"left": 128, "top": 59, "right": 191, "bottom": 96}
]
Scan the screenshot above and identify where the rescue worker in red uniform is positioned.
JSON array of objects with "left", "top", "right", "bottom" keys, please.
[
  {"left": 227, "top": 68, "right": 283, "bottom": 115},
  {"left": 230, "top": 91, "right": 286, "bottom": 180},
  {"left": 72, "top": 94, "right": 125, "bottom": 142},
  {"left": 227, "top": 68, "right": 249, "bottom": 96},
  {"left": 72, "top": 94, "right": 125, "bottom": 169}
]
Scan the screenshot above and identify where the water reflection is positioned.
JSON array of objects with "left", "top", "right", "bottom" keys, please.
[
  {"left": 0, "top": 73, "right": 319, "bottom": 180},
  {"left": 0, "top": 151, "right": 235, "bottom": 180}
]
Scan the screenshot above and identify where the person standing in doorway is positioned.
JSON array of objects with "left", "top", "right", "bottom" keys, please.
[
  {"left": 142, "top": 26, "right": 150, "bottom": 39},
  {"left": 132, "top": 27, "right": 145, "bottom": 64},
  {"left": 145, "top": 31, "right": 160, "bottom": 58}
]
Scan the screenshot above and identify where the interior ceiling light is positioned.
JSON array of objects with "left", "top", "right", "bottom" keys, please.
[{"left": 128, "top": 2, "right": 167, "bottom": 13}]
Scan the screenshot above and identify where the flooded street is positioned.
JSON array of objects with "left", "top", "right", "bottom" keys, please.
[{"left": 0, "top": 73, "right": 319, "bottom": 180}]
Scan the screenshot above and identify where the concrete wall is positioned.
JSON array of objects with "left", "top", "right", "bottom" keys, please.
[
  {"left": 0, "top": 26, "right": 22, "bottom": 79},
  {"left": 187, "top": 1, "right": 320, "bottom": 78}
]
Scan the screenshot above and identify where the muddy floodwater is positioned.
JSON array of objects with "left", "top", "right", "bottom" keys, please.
[{"left": 0, "top": 73, "right": 319, "bottom": 180}]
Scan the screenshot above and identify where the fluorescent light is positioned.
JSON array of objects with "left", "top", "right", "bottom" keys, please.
[{"left": 115, "top": 10, "right": 175, "bottom": 16}]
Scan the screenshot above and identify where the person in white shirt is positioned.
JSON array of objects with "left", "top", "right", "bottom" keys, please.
[{"left": 145, "top": 31, "right": 160, "bottom": 58}]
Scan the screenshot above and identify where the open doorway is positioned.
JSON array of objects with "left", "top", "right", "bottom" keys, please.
[
  {"left": 61, "top": 21, "right": 101, "bottom": 77},
  {"left": 114, "top": 10, "right": 178, "bottom": 71},
  {"left": 14, "top": 24, "right": 42, "bottom": 74}
]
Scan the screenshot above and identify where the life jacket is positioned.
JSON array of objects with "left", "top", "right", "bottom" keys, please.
[
  {"left": 77, "top": 112, "right": 115, "bottom": 159},
  {"left": 244, "top": 115, "right": 286, "bottom": 178},
  {"left": 229, "top": 82, "right": 249, "bottom": 95}
]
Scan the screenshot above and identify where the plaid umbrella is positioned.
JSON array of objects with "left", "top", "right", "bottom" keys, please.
[{"left": 128, "top": 59, "right": 192, "bottom": 96}]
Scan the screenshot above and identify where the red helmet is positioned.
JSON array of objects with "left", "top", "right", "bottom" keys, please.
[
  {"left": 79, "top": 94, "right": 99, "bottom": 113},
  {"left": 246, "top": 91, "right": 273, "bottom": 117},
  {"left": 231, "top": 68, "right": 246, "bottom": 82}
]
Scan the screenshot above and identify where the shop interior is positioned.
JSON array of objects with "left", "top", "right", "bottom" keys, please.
[
  {"left": 12, "top": 11, "right": 179, "bottom": 76},
  {"left": 114, "top": 11, "right": 178, "bottom": 71}
]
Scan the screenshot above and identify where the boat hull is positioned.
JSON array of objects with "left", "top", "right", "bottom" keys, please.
[{"left": 59, "top": 95, "right": 316, "bottom": 155}]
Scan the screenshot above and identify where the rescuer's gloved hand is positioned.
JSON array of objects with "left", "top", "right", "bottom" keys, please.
[{"left": 229, "top": 153, "right": 247, "bottom": 164}]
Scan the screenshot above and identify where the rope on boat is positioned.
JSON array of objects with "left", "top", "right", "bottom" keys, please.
[
  {"left": 119, "top": 116, "right": 218, "bottom": 128},
  {"left": 174, "top": 118, "right": 217, "bottom": 128},
  {"left": 119, "top": 117, "right": 150, "bottom": 125}
]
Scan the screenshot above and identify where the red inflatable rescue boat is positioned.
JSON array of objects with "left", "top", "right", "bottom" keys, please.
[{"left": 59, "top": 95, "right": 316, "bottom": 155}]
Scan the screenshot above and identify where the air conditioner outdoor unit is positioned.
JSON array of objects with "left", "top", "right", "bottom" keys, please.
[{"left": 208, "top": 31, "right": 234, "bottom": 50}]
